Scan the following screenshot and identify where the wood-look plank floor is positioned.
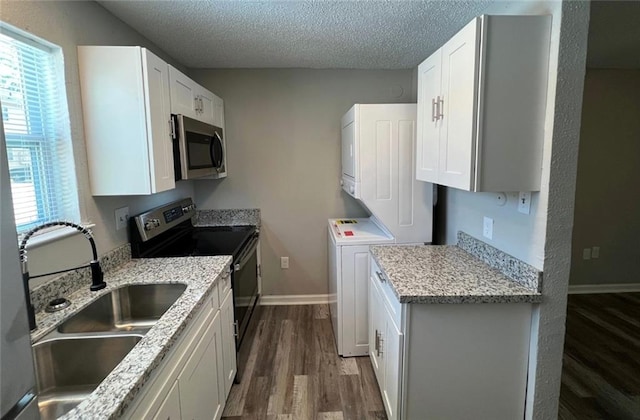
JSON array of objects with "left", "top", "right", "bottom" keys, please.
[
  {"left": 559, "top": 293, "right": 640, "bottom": 420},
  {"left": 222, "top": 304, "right": 386, "bottom": 420}
]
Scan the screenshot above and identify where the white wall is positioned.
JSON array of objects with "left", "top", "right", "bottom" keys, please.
[
  {"left": 0, "top": 1, "right": 194, "bottom": 281},
  {"left": 437, "top": 1, "right": 589, "bottom": 418},
  {"left": 190, "top": 69, "right": 414, "bottom": 296},
  {"left": 570, "top": 69, "right": 640, "bottom": 286}
]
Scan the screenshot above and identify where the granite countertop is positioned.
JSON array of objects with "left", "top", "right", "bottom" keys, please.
[
  {"left": 370, "top": 245, "right": 541, "bottom": 304},
  {"left": 32, "top": 255, "right": 232, "bottom": 419}
]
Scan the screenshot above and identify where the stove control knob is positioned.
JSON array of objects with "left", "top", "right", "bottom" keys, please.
[
  {"left": 144, "top": 218, "right": 160, "bottom": 231},
  {"left": 349, "top": 185, "right": 355, "bottom": 194}
]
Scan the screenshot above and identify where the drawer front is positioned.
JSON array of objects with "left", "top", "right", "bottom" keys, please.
[{"left": 370, "top": 257, "right": 402, "bottom": 328}]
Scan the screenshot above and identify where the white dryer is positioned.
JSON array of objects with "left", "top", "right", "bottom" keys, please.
[{"left": 328, "top": 217, "right": 393, "bottom": 356}]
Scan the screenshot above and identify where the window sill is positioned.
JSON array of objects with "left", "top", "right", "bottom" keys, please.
[{"left": 20, "top": 223, "right": 96, "bottom": 250}]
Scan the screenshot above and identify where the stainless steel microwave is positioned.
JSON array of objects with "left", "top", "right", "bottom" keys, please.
[{"left": 171, "top": 114, "right": 226, "bottom": 180}]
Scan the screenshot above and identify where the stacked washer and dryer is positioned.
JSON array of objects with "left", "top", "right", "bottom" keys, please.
[{"left": 329, "top": 104, "right": 434, "bottom": 357}]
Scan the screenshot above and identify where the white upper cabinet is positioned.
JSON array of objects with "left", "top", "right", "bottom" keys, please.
[
  {"left": 416, "top": 15, "right": 551, "bottom": 192},
  {"left": 78, "top": 46, "right": 175, "bottom": 196},
  {"left": 168, "top": 65, "right": 219, "bottom": 126}
]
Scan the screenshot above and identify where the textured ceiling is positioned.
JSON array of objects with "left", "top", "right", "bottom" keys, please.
[
  {"left": 97, "top": 0, "right": 496, "bottom": 69},
  {"left": 587, "top": 0, "right": 640, "bottom": 69}
]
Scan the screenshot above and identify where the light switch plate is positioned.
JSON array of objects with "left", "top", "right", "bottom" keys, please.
[
  {"left": 483, "top": 217, "right": 494, "bottom": 240},
  {"left": 281, "top": 256, "right": 289, "bottom": 269},
  {"left": 582, "top": 248, "right": 591, "bottom": 260},
  {"left": 591, "top": 246, "right": 600, "bottom": 259},
  {"left": 115, "top": 206, "right": 129, "bottom": 231}
]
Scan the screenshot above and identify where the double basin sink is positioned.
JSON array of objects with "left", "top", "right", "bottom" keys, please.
[{"left": 33, "top": 283, "right": 186, "bottom": 419}]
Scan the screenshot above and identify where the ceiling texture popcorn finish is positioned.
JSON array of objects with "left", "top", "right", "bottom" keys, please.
[{"left": 98, "top": 0, "right": 495, "bottom": 69}]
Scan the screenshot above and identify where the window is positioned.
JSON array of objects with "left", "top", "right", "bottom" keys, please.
[{"left": 0, "top": 26, "right": 79, "bottom": 234}]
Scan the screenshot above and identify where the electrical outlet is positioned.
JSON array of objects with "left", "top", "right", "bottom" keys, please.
[
  {"left": 281, "top": 256, "right": 289, "bottom": 269},
  {"left": 582, "top": 248, "right": 591, "bottom": 260},
  {"left": 518, "top": 192, "right": 531, "bottom": 214},
  {"left": 115, "top": 206, "right": 129, "bottom": 231},
  {"left": 591, "top": 246, "right": 600, "bottom": 259},
  {"left": 483, "top": 217, "right": 493, "bottom": 240}
]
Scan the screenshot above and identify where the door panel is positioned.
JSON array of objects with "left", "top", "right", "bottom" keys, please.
[
  {"left": 152, "top": 380, "right": 181, "bottom": 420},
  {"left": 142, "top": 49, "right": 175, "bottom": 193},
  {"left": 169, "top": 66, "right": 198, "bottom": 119},
  {"left": 382, "top": 314, "right": 403, "bottom": 420},
  {"left": 439, "top": 18, "right": 480, "bottom": 191},
  {"left": 368, "top": 274, "right": 383, "bottom": 387},
  {"left": 220, "top": 290, "right": 237, "bottom": 396},
  {"left": 416, "top": 50, "right": 442, "bottom": 183},
  {"left": 341, "top": 245, "right": 371, "bottom": 356},
  {"left": 342, "top": 118, "right": 356, "bottom": 179},
  {"left": 178, "top": 311, "right": 223, "bottom": 420}
]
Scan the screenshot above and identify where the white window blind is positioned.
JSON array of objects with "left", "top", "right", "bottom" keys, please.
[{"left": 0, "top": 28, "right": 79, "bottom": 234}]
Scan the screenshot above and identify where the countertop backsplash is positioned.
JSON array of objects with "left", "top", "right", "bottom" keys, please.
[
  {"left": 456, "top": 231, "right": 543, "bottom": 292},
  {"left": 30, "top": 243, "right": 131, "bottom": 313},
  {"left": 194, "top": 208, "right": 261, "bottom": 227}
]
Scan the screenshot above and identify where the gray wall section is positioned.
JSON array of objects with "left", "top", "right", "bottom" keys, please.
[
  {"left": 0, "top": 0, "right": 194, "bottom": 282},
  {"left": 189, "top": 68, "right": 414, "bottom": 296},
  {"left": 570, "top": 69, "right": 640, "bottom": 285}
]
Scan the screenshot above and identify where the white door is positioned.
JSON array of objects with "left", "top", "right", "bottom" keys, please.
[
  {"left": 416, "top": 50, "right": 442, "bottom": 183},
  {"left": 368, "top": 273, "right": 384, "bottom": 387},
  {"left": 438, "top": 17, "right": 480, "bottom": 191},
  {"left": 341, "top": 113, "right": 356, "bottom": 179},
  {"left": 142, "top": 49, "right": 175, "bottom": 193},
  {"left": 340, "top": 245, "right": 370, "bottom": 356},
  {"left": 152, "top": 380, "right": 181, "bottom": 420},
  {"left": 220, "top": 289, "right": 237, "bottom": 396},
  {"left": 381, "top": 311, "right": 403, "bottom": 420},
  {"left": 212, "top": 94, "right": 225, "bottom": 128},
  {"left": 196, "top": 87, "right": 215, "bottom": 125},
  {"left": 328, "top": 231, "right": 341, "bottom": 354},
  {"left": 178, "top": 311, "right": 223, "bottom": 420},
  {"left": 169, "top": 66, "right": 198, "bottom": 120}
]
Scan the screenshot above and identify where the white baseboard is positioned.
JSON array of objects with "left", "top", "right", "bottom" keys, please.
[
  {"left": 568, "top": 283, "right": 640, "bottom": 294},
  {"left": 260, "top": 294, "right": 330, "bottom": 306}
]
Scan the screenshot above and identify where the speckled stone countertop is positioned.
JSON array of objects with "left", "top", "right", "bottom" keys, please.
[
  {"left": 194, "top": 208, "right": 260, "bottom": 227},
  {"left": 370, "top": 245, "right": 541, "bottom": 304},
  {"left": 32, "top": 255, "right": 232, "bottom": 419}
]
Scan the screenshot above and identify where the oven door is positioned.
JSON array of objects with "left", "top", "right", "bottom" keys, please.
[
  {"left": 232, "top": 234, "right": 259, "bottom": 350},
  {"left": 172, "top": 114, "right": 223, "bottom": 180}
]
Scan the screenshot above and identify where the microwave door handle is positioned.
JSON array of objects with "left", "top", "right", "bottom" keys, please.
[
  {"left": 213, "top": 132, "right": 223, "bottom": 169},
  {"left": 209, "top": 136, "right": 217, "bottom": 171}
]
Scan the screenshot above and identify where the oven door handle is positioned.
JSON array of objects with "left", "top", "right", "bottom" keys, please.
[{"left": 234, "top": 234, "right": 259, "bottom": 272}]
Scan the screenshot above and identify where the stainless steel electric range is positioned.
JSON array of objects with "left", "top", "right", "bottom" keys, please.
[{"left": 129, "top": 198, "right": 259, "bottom": 381}]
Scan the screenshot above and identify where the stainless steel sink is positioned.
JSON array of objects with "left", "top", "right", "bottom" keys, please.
[
  {"left": 33, "top": 334, "right": 143, "bottom": 420},
  {"left": 58, "top": 283, "right": 187, "bottom": 333}
]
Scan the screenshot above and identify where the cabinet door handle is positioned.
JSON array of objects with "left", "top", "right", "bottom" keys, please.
[
  {"left": 379, "top": 334, "right": 384, "bottom": 356},
  {"left": 194, "top": 96, "right": 200, "bottom": 113},
  {"left": 375, "top": 329, "right": 380, "bottom": 354},
  {"left": 233, "top": 321, "right": 239, "bottom": 338},
  {"left": 200, "top": 97, "right": 204, "bottom": 113},
  {"left": 437, "top": 95, "right": 444, "bottom": 120},
  {"left": 432, "top": 97, "right": 438, "bottom": 122},
  {"left": 376, "top": 271, "right": 386, "bottom": 283}
]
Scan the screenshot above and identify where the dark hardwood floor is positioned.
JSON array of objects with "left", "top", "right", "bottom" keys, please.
[
  {"left": 222, "top": 304, "right": 386, "bottom": 420},
  {"left": 559, "top": 293, "right": 640, "bottom": 420}
]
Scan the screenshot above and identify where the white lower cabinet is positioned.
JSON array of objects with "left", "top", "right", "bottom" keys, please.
[
  {"left": 153, "top": 380, "right": 180, "bottom": 420},
  {"left": 220, "top": 289, "right": 237, "bottom": 396},
  {"left": 369, "top": 271, "right": 403, "bottom": 420},
  {"left": 179, "top": 310, "right": 224, "bottom": 420},
  {"left": 369, "top": 257, "right": 532, "bottom": 420},
  {"left": 125, "top": 272, "right": 237, "bottom": 420}
]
